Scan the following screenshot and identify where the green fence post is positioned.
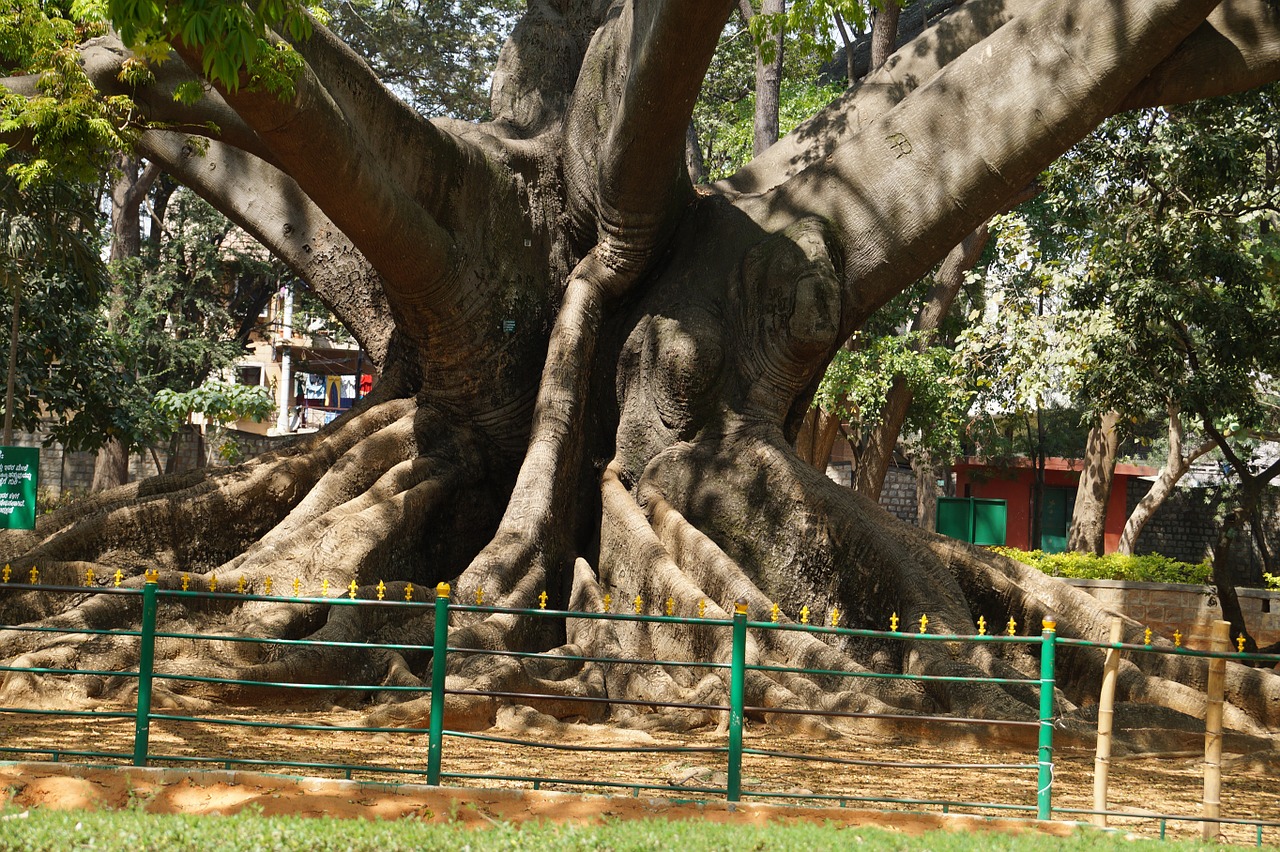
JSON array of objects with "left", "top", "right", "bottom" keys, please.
[
  {"left": 133, "top": 578, "right": 158, "bottom": 767},
  {"left": 1038, "top": 614, "right": 1057, "bottom": 820},
  {"left": 427, "top": 581, "right": 450, "bottom": 785},
  {"left": 727, "top": 598, "right": 747, "bottom": 803}
]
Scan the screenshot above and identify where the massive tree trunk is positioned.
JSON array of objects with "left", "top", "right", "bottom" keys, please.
[
  {"left": 1068, "top": 411, "right": 1120, "bottom": 555},
  {"left": 3, "top": 0, "right": 1280, "bottom": 738}
]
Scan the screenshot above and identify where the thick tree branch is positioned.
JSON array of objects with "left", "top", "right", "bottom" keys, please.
[
  {"left": 722, "top": 0, "right": 1035, "bottom": 196},
  {"left": 591, "top": 0, "right": 736, "bottom": 280},
  {"left": 1118, "top": 0, "right": 1280, "bottom": 110},
  {"left": 727, "top": 0, "right": 1280, "bottom": 198},
  {"left": 167, "top": 41, "right": 457, "bottom": 314},
  {"left": 741, "top": 0, "right": 1223, "bottom": 320},
  {"left": 280, "top": 17, "right": 487, "bottom": 230},
  {"left": 73, "top": 35, "right": 279, "bottom": 165},
  {"left": 137, "top": 130, "right": 394, "bottom": 366}
]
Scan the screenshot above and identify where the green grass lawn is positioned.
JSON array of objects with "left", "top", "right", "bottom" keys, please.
[{"left": 0, "top": 809, "right": 1271, "bottom": 852}]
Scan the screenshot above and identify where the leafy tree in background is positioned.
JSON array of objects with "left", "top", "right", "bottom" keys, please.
[
  {"left": 0, "top": 170, "right": 118, "bottom": 449},
  {"left": 0, "top": 0, "right": 1279, "bottom": 733},
  {"left": 322, "top": 0, "right": 521, "bottom": 120},
  {"left": 1043, "top": 83, "right": 1280, "bottom": 645}
]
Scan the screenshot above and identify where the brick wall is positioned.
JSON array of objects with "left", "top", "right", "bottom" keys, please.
[{"left": 1065, "top": 578, "right": 1280, "bottom": 651}]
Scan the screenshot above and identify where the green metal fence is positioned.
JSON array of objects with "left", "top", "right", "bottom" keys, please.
[{"left": 0, "top": 576, "right": 1277, "bottom": 843}]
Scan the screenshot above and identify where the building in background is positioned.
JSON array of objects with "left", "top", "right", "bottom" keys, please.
[{"left": 230, "top": 281, "right": 374, "bottom": 436}]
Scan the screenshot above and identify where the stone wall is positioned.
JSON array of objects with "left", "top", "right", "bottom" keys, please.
[
  {"left": 880, "top": 465, "right": 917, "bottom": 524},
  {"left": 12, "top": 424, "right": 289, "bottom": 502},
  {"left": 1124, "top": 479, "right": 1279, "bottom": 587},
  {"left": 1065, "top": 578, "right": 1280, "bottom": 651}
]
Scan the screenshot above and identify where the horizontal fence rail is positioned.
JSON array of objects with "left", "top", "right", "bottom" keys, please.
[{"left": 0, "top": 575, "right": 1276, "bottom": 844}]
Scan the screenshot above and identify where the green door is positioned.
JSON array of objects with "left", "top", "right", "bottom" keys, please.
[{"left": 1039, "top": 486, "right": 1075, "bottom": 553}]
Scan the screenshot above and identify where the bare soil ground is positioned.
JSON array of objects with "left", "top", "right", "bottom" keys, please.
[{"left": 1, "top": 704, "right": 1277, "bottom": 845}]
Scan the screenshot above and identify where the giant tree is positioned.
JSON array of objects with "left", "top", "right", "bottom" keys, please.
[{"left": 2, "top": 0, "right": 1280, "bottom": 734}]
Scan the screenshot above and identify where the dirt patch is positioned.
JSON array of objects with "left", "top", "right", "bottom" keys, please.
[
  {"left": 0, "top": 762, "right": 1084, "bottom": 839},
  {"left": 0, "top": 705, "right": 1277, "bottom": 844}
]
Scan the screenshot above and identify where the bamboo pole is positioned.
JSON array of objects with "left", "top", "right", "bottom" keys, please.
[
  {"left": 1202, "top": 619, "right": 1229, "bottom": 842},
  {"left": 1092, "top": 616, "right": 1123, "bottom": 827}
]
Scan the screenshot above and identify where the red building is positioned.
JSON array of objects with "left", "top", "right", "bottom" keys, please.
[{"left": 952, "top": 457, "right": 1158, "bottom": 553}]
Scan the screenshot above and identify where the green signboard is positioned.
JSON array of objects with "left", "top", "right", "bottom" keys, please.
[{"left": 0, "top": 446, "right": 38, "bottom": 530}]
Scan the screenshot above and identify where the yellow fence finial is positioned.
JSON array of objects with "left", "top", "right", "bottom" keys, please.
[
  {"left": 697, "top": 598, "right": 706, "bottom": 618},
  {"left": 539, "top": 590, "right": 548, "bottom": 609},
  {"left": 1173, "top": 629, "right": 1181, "bottom": 648},
  {"left": 889, "top": 612, "right": 899, "bottom": 632},
  {"left": 348, "top": 579, "right": 358, "bottom": 600},
  {"left": 292, "top": 577, "right": 301, "bottom": 597},
  {"left": 265, "top": 577, "right": 274, "bottom": 596},
  {"left": 1143, "top": 627, "right": 1152, "bottom": 646},
  {"left": 1, "top": 564, "right": 9, "bottom": 583},
  {"left": 376, "top": 580, "right": 385, "bottom": 600},
  {"left": 144, "top": 569, "right": 159, "bottom": 584},
  {"left": 237, "top": 576, "right": 247, "bottom": 595},
  {"left": 830, "top": 607, "right": 840, "bottom": 628},
  {"left": 918, "top": 613, "right": 929, "bottom": 634},
  {"left": 28, "top": 566, "right": 38, "bottom": 585},
  {"left": 475, "top": 587, "right": 484, "bottom": 606},
  {"left": 977, "top": 615, "right": 987, "bottom": 636},
  {"left": 603, "top": 592, "right": 611, "bottom": 613},
  {"left": 666, "top": 597, "right": 674, "bottom": 617},
  {"left": 634, "top": 594, "right": 643, "bottom": 614},
  {"left": 1237, "top": 634, "right": 1247, "bottom": 653},
  {"left": 321, "top": 578, "right": 330, "bottom": 597},
  {"left": 180, "top": 572, "right": 189, "bottom": 591},
  {"left": 84, "top": 566, "right": 95, "bottom": 587},
  {"left": 436, "top": 582, "right": 451, "bottom": 599},
  {"left": 209, "top": 574, "right": 218, "bottom": 593},
  {"left": 800, "top": 606, "right": 810, "bottom": 625},
  {"left": 404, "top": 582, "right": 414, "bottom": 601},
  {"left": 1007, "top": 616, "right": 1017, "bottom": 636},
  {"left": 770, "top": 603, "right": 780, "bottom": 623}
]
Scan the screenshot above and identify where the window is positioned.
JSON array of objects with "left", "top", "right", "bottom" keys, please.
[{"left": 237, "top": 365, "right": 263, "bottom": 387}]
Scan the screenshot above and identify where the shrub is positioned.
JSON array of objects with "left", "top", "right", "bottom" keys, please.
[{"left": 989, "top": 547, "right": 1213, "bottom": 585}]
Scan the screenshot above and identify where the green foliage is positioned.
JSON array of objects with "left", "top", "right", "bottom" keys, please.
[
  {"left": 105, "top": 0, "right": 312, "bottom": 94},
  {"left": 0, "top": 169, "right": 133, "bottom": 451},
  {"left": 153, "top": 379, "right": 274, "bottom": 429},
  {"left": 1264, "top": 572, "right": 1280, "bottom": 592},
  {"left": 1029, "top": 85, "right": 1280, "bottom": 441},
  {"left": 321, "top": 0, "right": 519, "bottom": 120},
  {"left": 817, "top": 331, "right": 968, "bottom": 460},
  {"left": 746, "top": 0, "right": 878, "bottom": 65},
  {"left": 107, "top": 187, "right": 284, "bottom": 452},
  {"left": 694, "top": 6, "right": 844, "bottom": 181},
  {"left": 0, "top": 807, "right": 1255, "bottom": 852},
  {"left": 991, "top": 546, "right": 1213, "bottom": 585},
  {"left": 0, "top": 0, "right": 135, "bottom": 183}
]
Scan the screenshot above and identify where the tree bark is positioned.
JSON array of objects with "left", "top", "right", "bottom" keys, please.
[
  {"left": 1117, "top": 404, "right": 1214, "bottom": 555},
  {"left": 92, "top": 153, "right": 164, "bottom": 492},
  {"left": 869, "top": 1, "right": 902, "bottom": 72},
  {"left": 1068, "top": 411, "right": 1121, "bottom": 555},
  {"left": 747, "top": 0, "right": 784, "bottom": 157}
]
